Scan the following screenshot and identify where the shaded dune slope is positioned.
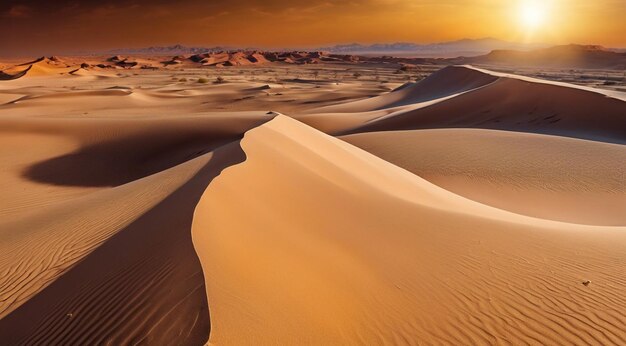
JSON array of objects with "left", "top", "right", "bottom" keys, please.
[
  {"left": 0, "top": 66, "right": 32, "bottom": 81},
  {"left": 192, "top": 116, "right": 626, "bottom": 345},
  {"left": 0, "top": 144, "right": 244, "bottom": 345},
  {"left": 347, "top": 77, "right": 625, "bottom": 143},
  {"left": 1, "top": 64, "right": 625, "bottom": 345},
  {"left": 0, "top": 58, "right": 74, "bottom": 79},
  {"left": 312, "top": 65, "right": 499, "bottom": 113},
  {"left": 298, "top": 65, "right": 626, "bottom": 144},
  {"left": 0, "top": 115, "right": 270, "bottom": 344},
  {"left": 1, "top": 115, "right": 268, "bottom": 187}
]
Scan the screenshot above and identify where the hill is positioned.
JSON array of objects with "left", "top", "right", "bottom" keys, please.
[{"left": 466, "top": 44, "right": 626, "bottom": 69}]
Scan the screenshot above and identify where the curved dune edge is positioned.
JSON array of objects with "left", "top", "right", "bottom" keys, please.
[
  {"left": 465, "top": 65, "right": 626, "bottom": 102},
  {"left": 0, "top": 61, "right": 623, "bottom": 344},
  {"left": 0, "top": 65, "right": 33, "bottom": 81},
  {"left": 192, "top": 115, "right": 626, "bottom": 345},
  {"left": 295, "top": 65, "right": 626, "bottom": 143},
  {"left": 0, "top": 60, "right": 75, "bottom": 80},
  {"left": 0, "top": 152, "right": 215, "bottom": 344},
  {"left": 307, "top": 65, "right": 499, "bottom": 113},
  {"left": 342, "top": 128, "right": 626, "bottom": 226},
  {"left": 343, "top": 75, "right": 626, "bottom": 143},
  {"left": 0, "top": 114, "right": 270, "bottom": 344}
]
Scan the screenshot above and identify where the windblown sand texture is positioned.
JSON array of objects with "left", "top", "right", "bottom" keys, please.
[{"left": 0, "top": 58, "right": 625, "bottom": 345}]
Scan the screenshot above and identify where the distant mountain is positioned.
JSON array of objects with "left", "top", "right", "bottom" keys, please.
[
  {"left": 104, "top": 42, "right": 626, "bottom": 69},
  {"left": 319, "top": 38, "right": 547, "bottom": 58},
  {"left": 109, "top": 39, "right": 546, "bottom": 58},
  {"left": 108, "top": 45, "right": 237, "bottom": 55},
  {"left": 466, "top": 44, "right": 626, "bottom": 69}
]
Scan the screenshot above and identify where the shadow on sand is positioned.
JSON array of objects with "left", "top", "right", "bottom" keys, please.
[{"left": 0, "top": 141, "right": 245, "bottom": 344}]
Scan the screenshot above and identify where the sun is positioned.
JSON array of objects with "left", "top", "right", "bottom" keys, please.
[{"left": 518, "top": 1, "right": 549, "bottom": 31}]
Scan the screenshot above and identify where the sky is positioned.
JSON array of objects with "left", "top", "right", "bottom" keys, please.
[{"left": 1, "top": 0, "right": 625, "bottom": 56}]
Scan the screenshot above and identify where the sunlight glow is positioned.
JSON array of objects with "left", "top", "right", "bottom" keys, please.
[{"left": 519, "top": 1, "right": 549, "bottom": 31}]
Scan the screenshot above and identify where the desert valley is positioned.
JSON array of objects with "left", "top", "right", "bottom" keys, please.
[
  {"left": 1, "top": 0, "right": 626, "bottom": 343},
  {"left": 0, "top": 46, "right": 625, "bottom": 344}
]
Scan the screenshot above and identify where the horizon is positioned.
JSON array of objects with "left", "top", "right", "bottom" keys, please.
[
  {"left": 2, "top": 0, "right": 626, "bottom": 344},
  {"left": 2, "top": 0, "right": 625, "bottom": 56},
  {"left": 2, "top": 39, "right": 624, "bottom": 59},
  {"left": 114, "top": 38, "right": 624, "bottom": 50}
]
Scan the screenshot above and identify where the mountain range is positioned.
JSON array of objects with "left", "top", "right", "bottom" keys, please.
[
  {"left": 109, "top": 38, "right": 548, "bottom": 58},
  {"left": 317, "top": 38, "right": 548, "bottom": 57}
]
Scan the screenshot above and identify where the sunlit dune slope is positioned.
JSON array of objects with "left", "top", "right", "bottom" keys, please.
[
  {"left": 343, "top": 128, "right": 626, "bottom": 225},
  {"left": 0, "top": 61, "right": 625, "bottom": 345},
  {"left": 193, "top": 115, "right": 626, "bottom": 345},
  {"left": 0, "top": 57, "right": 75, "bottom": 79}
]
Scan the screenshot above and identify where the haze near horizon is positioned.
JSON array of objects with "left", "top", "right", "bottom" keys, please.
[{"left": 1, "top": 0, "right": 625, "bottom": 55}]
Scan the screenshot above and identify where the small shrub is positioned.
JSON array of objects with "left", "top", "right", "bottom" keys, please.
[
  {"left": 197, "top": 77, "right": 209, "bottom": 84},
  {"left": 215, "top": 76, "right": 225, "bottom": 84},
  {"left": 179, "top": 77, "right": 187, "bottom": 82}
]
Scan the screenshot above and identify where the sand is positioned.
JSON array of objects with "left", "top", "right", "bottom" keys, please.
[
  {"left": 193, "top": 115, "right": 626, "bottom": 345},
  {"left": 343, "top": 128, "right": 626, "bottom": 225},
  {"left": 0, "top": 114, "right": 268, "bottom": 343},
  {"left": 0, "top": 58, "right": 625, "bottom": 344}
]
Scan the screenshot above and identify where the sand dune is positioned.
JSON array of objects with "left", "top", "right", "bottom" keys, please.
[
  {"left": 0, "top": 65, "right": 33, "bottom": 81},
  {"left": 0, "top": 115, "right": 268, "bottom": 221},
  {"left": 467, "top": 44, "right": 626, "bottom": 69},
  {"left": 349, "top": 67, "right": 626, "bottom": 143},
  {"left": 193, "top": 115, "right": 626, "bottom": 344},
  {"left": 343, "top": 128, "right": 626, "bottom": 225},
  {"left": 1, "top": 57, "right": 75, "bottom": 79},
  {"left": 0, "top": 147, "right": 237, "bottom": 344},
  {"left": 67, "top": 67, "right": 115, "bottom": 79},
  {"left": 0, "top": 113, "right": 269, "bottom": 343},
  {"left": 185, "top": 51, "right": 341, "bottom": 67},
  {"left": 312, "top": 65, "right": 499, "bottom": 113},
  {"left": 0, "top": 62, "right": 625, "bottom": 344},
  {"left": 299, "top": 66, "right": 626, "bottom": 143}
]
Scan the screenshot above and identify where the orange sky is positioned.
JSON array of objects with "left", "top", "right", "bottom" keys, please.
[{"left": 1, "top": 0, "right": 625, "bottom": 55}]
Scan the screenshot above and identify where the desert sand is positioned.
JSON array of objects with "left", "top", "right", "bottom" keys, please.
[{"left": 0, "top": 56, "right": 625, "bottom": 344}]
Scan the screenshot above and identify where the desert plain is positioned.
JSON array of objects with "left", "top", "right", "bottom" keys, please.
[{"left": 0, "top": 52, "right": 625, "bottom": 345}]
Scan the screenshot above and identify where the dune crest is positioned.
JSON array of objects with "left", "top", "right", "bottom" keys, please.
[
  {"left": 343, "top": 128, "right": 626, "bottom": 225},
  {"left": 1, "top": 57, "right": 76, "bottom": 79},
  {"left": 0, "top": 59, "right": 624, "bottom": 344},
  {"left": 300, "top": 65, "right": 626, "bottom": 143},
  {"left": 0, "top": 112, "right": 270, "bottom": 343},
  {"left": 192, "top": 115, "right": 626, "bottom": 345},
  {"left": 312, "top": 65, "right": 499, "bottom": 113}
]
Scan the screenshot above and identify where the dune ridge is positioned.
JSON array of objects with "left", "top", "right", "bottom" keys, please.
[
  {"left": 297, "top": 65, "right": 626, "bottom": 143},
  {"left": 0, "top": 148, "right": 232, "bottom": 344},
  {"left": 0, "top": 61, "right": 624, "bottom": 344},
  {"left": 313, "top": 65, "right": 499, "bottom": 113},
  {"left": 0, "top": 111, "right": 272, "bottom": 343},
  {"left": 0, "top": 58, "right": 76, "bottom": 79},
  {"left": 192, "top": 115, "right": 626, "bottom": 345},
  {"left": 343, "top": 128, "right": 626, "bottom": 225}
]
